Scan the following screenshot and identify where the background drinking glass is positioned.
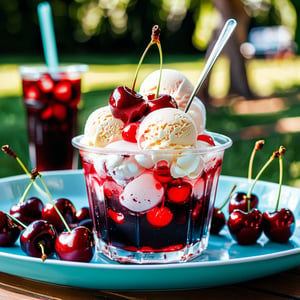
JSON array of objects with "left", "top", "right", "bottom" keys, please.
[{"left": 20, "top": 65, "right": 88, "bottom": 171}]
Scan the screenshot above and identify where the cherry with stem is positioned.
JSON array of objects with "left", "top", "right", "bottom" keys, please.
[
  {"left": 6, "top": 204, "right": 57, "bottom": 261},
  {"left": 229, "top": 140, "right": 264, "bottom": 214},
  {"left": 109, "top": 25, "right": 177, "bottom": 124},
  {"left": 228, "top": 148, "right": 279, "bottom": 245},
  {"left": 263, "top": 146, "right": 295, "bottom": 243}
]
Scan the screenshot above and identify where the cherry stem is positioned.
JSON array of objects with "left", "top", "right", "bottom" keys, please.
[
  {"left": 132, "top": 41, "right": 154, "bottom": 93},
  {"left": 248, "top": 140, "right": 264, "bottom": 181},
  {"left": 36, "top": 171, "right": 71, "bottom": 233},
  {"left": 219, "top": 184, "right": 237, "bottom": 211},
  {"left": 7, "top": 213, "right": 27, "bottom": 229},
  {"left": 1, "top": 145, "right": 46, "bottom": 197},
  {"left": 155, "top": 40, "right": 163, "bottom": 98},
  {"left": 38, "top": 242, "right": 47, "bottom": 262},
  {"left": 19, "top": 170, "right": 38, "bottom": 205},
  {"left": 131, "top": 25, "right": 162, "bottom": 98},
  {"left": 247, "top": 151, "right": 278, "bottom": 211},
  {"left": 19, "top": 180, "right": 35, "bottom": 205},
  {"left": 275, "top": 146, "right": 285, "bottom": 211}
]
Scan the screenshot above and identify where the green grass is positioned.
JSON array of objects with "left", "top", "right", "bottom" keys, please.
[{"left": 1, "top": 54, "right": 300, "bottom": 188}]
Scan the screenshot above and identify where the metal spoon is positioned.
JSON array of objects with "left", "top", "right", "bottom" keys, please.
[{"left": 185, "top": 18, "right": 237, "bottom": 113}]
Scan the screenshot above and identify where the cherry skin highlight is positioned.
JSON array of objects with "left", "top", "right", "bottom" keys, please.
[
  {"left": 55, "top": 226, "right": 94, "bottom": 262},
  {"left": 228, "top": 208, "right": 263, "bottom": 245},
  {"left": 10, "top": 197, "right": 43, "bottom": 226},
  {"left": 146, "top": 93, "right": 178, "bottom": 114},
  {"left": 262, "top": 209, "right": 295, "bottom": 243},
  {"left": 20, "top": 220, "right": 57, "bottom": 259},
  {"left": 109, "top": 86, "right": 147, "bottom": 123}
]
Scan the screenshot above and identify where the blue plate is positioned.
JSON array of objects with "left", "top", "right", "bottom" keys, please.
[{"left": 0, "top": 170, "right": 299, "bottom": 291}]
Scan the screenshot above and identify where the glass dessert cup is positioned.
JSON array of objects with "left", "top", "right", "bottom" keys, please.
[
  {"left": 73, "top": 132, "right": 232, "bottom": 264},
  {"left": 20, "top": 65, "right": 88, "bottom": 171}
]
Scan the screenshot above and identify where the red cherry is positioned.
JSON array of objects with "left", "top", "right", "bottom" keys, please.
[
  {"left": 0, "top": 211, "right": 21, "bottom": 246},
  {"left": 108, "top": 209, "right": 124, "bottom": 225},
  {"left": 210, "top": 208, "right": 226, "bottom": 235},
  {"left": 153, "top": 161, "right": 173, "bottom": 183},
  {"left": 197, "top": 134, "right": 216, "bottom": 146},
  {"left": 262, "top": 209, "right": 295, "bottom": 243},
  {"left": 166, "top": 181, "right": 192, "bottom": 204},
  {"left": 55, "top": 226, "right": 94, "bottom": 262},
  {"left": 10, "top": 197, "right": 43, "bottom": 226},
  {"left": 109, "top": 86, "right": 147, "bottom": 123},
  {"left": 229, "top": 192, "right": 259, "bottom": 214},
  {"left": 146, "top": 94, "right": 177, "bottom": 113},
  {"left": 20, "top": 220, "right": 57, "bottom": 259},
  {"left": 75, "top": 207, "right": 91, "bottom": 223},
  {"left": 228, "top": 208, "right": 263, "bottom": 245},
  {"left": 122, "top": 122, "right": 140, "bottom": 143},
  {"left": 41, "top": 198, "right": 76, "bottom": 232},
  {"left": 38, "top": 74, "right": 54, "bottom": 93},
  {"left": 41, "top": 106, "right": 53, "bottom": 120},
  {"left": 53, "top": 103, "right": 67, "bottom": 121},
  {"left": 25, "top": 86, "right": 40, "bottom": 100},
  {"left": 146, "top": 206, "right": 173, "bottom": 228},
  {"left": 53, "top": 81, "right": 73, "bottom": 102}
]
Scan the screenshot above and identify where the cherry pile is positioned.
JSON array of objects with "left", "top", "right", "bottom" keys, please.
[
  {"left": 1, "top": 145, "right": 94, "bottom": 262},
  {"left": 211, "top": 142, "right": 295, "bottom": 245}
]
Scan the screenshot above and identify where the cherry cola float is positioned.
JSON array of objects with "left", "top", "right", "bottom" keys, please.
[{"left": 73, "top": 26, "right": 232, "bottom": 264}]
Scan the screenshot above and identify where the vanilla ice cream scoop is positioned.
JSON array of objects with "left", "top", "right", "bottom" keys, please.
[
  {"left": 83, "top": 106, "right": 124, "bottom": 147},
  {"left": 120, "top": 173, "right": 164, "bottom": 213},
  {"left": 137, "top": 107, "right": 197, "bottom": 150},
  {"left": 140, "top": 69, "right": 193, "bottom": 106},
  {"left": 140, "top": 69, "right": 206, "bottom": 133}
]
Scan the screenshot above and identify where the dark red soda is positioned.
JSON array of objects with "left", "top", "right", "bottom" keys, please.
[{"left": 22, "top": 71, "right": 82, "bottom": 171}]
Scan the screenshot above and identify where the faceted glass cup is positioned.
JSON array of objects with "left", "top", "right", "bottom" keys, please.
[
  {"left": 20, "top": 65, "right": 88, "bottom": 171},
  {"left": 73, "top": 132, "right": 232, "bottom": 264}
]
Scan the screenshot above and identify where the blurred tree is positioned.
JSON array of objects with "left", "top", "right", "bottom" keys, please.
[
  {"left": 197, "top": 0, "right": 254, "bottom": 103},
  {"left": 290, "top": 0, "right": 300, "bottom": 53},
  {"left": 0, "top": 0, "right": 298, "bottom": 57}
]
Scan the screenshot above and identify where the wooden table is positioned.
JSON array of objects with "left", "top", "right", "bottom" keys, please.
[{"left": 0, "top": 267, "right": 299, "bottom": 300}]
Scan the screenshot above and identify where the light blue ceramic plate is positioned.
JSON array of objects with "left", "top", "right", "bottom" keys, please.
[{"left": 0, "top": 170, "right": 299, "bottom": 291}]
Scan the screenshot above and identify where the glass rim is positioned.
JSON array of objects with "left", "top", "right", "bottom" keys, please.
[
  {"left": 72, "top": 131, "right": 232, "bottom": 155},
  {"left": 19, "top": 64, "right": 88, "bottom": 75}
]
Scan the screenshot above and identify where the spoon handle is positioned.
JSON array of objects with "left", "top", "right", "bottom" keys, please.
[{"left": 185, "top": 18, "right": 237, "bottom": 113}]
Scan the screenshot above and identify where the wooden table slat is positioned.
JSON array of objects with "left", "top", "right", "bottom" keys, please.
[{"left": 0, "top": 268, "right": 299, "bottom": 300}]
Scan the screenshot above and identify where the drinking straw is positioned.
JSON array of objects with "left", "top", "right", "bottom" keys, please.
[{"left": 37, "top": 2, "right": 59, "bottom": 71}]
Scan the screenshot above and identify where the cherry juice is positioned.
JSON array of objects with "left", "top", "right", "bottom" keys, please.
[{"left": 21, "top": 67, "right": 86, "bottom": 171}]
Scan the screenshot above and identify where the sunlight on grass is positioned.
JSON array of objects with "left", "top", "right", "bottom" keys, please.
[
  {"left": 0, "top": 65, "right": 21, "bottom": 97},
  {"left": 1, "top": 56, "right": 300, "bottom": 99},
  {"left": 248, "top": 57, "right": 300, "bottom": 96}
]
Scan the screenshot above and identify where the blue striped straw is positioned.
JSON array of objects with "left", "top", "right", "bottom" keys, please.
[{"left": 37, "top": 2, "right": 59, "bottom": 71}]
